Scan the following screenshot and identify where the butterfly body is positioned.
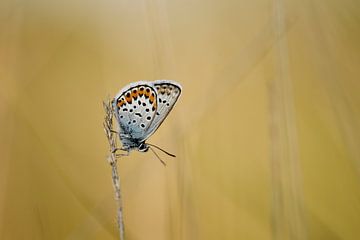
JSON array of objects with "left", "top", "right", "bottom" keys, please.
[{"left": 113, "top": 80, "right": 181, "bottom": 153}]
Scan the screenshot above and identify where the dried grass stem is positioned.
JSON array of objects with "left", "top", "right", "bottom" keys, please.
[{"left": 103, "top": 100, "right": 125, "bottom": 240}]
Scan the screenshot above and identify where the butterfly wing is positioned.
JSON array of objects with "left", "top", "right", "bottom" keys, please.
[
  {"left": 141, "top": 80, "right": 182, "bottom": 141},
  {"left": 113, "top": 82, "right": 158, "bottom": 147}
]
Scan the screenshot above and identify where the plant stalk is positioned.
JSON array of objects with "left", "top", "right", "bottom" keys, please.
[{"left": 103, "top": 100, "right": 125, "bottom": 240}]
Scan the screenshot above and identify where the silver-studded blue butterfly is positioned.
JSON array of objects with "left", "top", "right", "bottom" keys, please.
[{"left": 112, "top": 80, "right": 181, "bottom": 163}]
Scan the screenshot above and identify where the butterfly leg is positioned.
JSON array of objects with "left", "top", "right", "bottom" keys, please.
[
  {"left": 108, "top": 149, "right": 128, "bottom": 165},
  {"left": 112, "top": 148, "right": 130, "bottom": 159},
  {"left": 114, "top": 148, "right": 129, "bottom": 158},
  {"left": 115, "top": 151, "right": 129, "bottom": 158},
  {"left": 112, "top": 147, "right": 127, "bottom": 153}
]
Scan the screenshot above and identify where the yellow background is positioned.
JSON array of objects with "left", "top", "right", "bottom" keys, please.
[{"left": 1, "top": 0, "right": 360, "bottom": 239}]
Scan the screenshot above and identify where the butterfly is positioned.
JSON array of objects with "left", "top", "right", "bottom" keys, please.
[{"left": 112, "top": 80, "right": 182, "bottom": 164}]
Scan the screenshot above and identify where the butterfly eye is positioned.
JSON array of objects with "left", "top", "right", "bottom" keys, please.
[{"left": 138, "top": 143, "right": 149, "bottom": 152}]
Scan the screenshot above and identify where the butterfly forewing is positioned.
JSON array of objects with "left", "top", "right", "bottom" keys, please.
[
  {"left": 114, "top": 83, "right": 158, "bottom": 141},
  {"left": 140, "top": 80, "right": 181, "bottom": 141}
]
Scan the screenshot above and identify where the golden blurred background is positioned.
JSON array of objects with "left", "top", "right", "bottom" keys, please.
[{"left": 1, "top": 0, "right": 360, "bottom": 239}]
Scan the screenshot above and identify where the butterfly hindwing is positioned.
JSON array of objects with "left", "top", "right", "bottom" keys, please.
[
  {"left": 141, "top": 80, "right": 182, "bottom": 141},
  {"left": 113, "top": 83, "right": 158, "bottom": 142}
]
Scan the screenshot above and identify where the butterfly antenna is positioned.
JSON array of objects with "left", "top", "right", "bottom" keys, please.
[
  {"left": 149, "top": 147, "right": 166, "bottom": 166},
  {"left": 147, "top": 143, "right": 176, "bottom": 157}
]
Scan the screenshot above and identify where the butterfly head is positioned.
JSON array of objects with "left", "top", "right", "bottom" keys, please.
[{"left": 138, "top": 142, "right": 149, "bottom": 152}]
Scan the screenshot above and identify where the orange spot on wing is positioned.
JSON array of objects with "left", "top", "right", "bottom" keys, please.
[
  {"left": 125, "top": 92, "right": 132, "bottom": 103},
  {"left": 131, "top": 89, "right": 138, "bottom": 99},
  {"left": 166, "top": 88, "right": 171, "bottom": 95},
  {"left": 139, "top": 87, "right": 144, "bottom": 97},
  {"left": 160, "top": 86, "right": 166, "bottom": 94},
  {"left": 149, "top": 93, "right": 155, "bottom": 103},
  {"left": 145, "top": 88, "right": 151, "bottom": 98},
  {"left": 117, "top": 100, "right": 124, "bottom": 107}
]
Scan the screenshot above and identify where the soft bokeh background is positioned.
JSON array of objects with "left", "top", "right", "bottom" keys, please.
[{"left": 1, "top": 0, "right": 360, "bottom": 239}]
